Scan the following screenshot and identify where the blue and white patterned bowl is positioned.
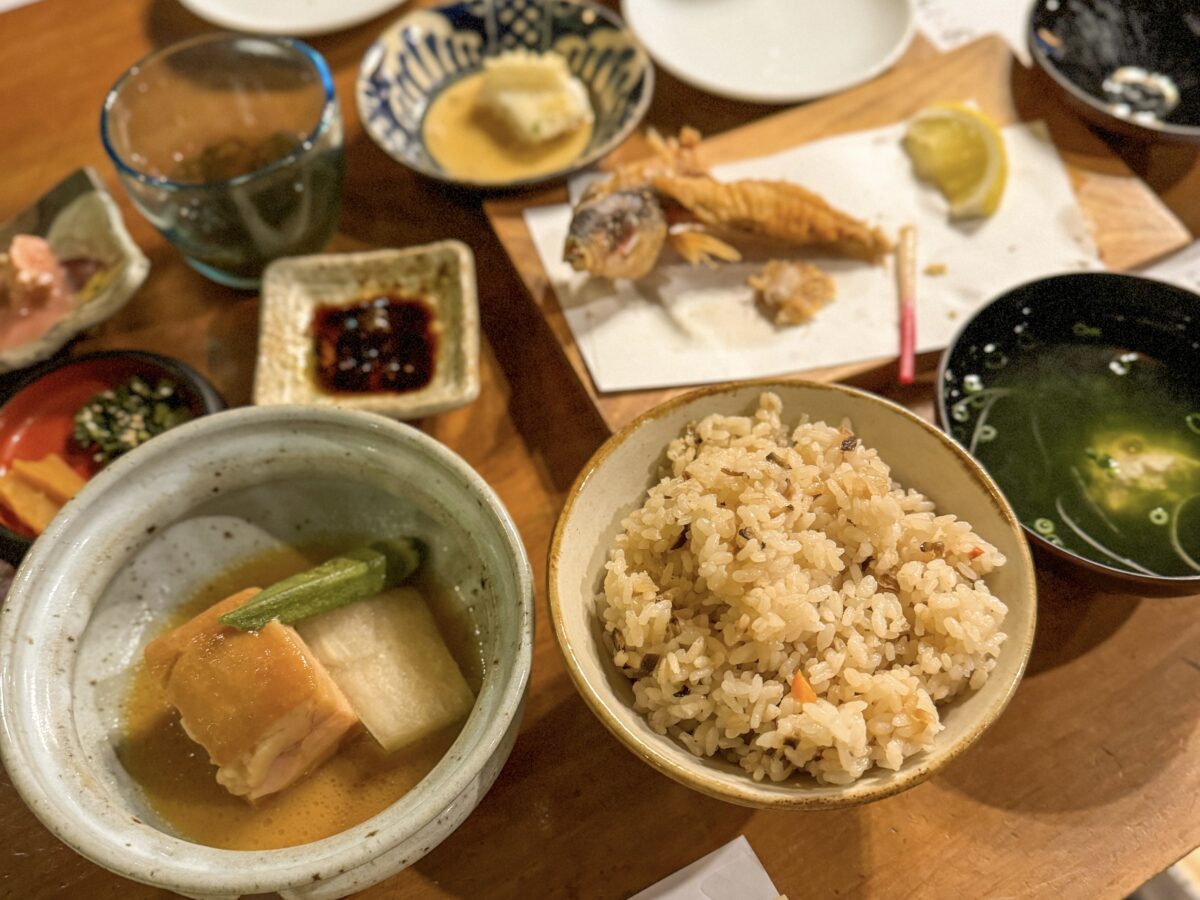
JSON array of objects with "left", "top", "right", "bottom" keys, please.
[{"left": 357, "top": 0, "right": 654, "bottom": 188}]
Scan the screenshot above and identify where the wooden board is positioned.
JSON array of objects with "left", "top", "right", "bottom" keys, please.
[
  {"left": 486, "top": 36, "right": 1193, "bottom": 434},
  {"left": 1, "top": 4, "right": 1199, "bottom": 900}
]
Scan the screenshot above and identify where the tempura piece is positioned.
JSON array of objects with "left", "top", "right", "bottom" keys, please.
[
  {"left": 650, "top": 175, "right": 893, "bottom": 262},
  {"left": 564, "top": 188, "right": 667, "bottom": 280},
  {"left": 475, "top": 49, "right": 593, "bottom": 144},
  {"left": 144, "top": 588, "right": 359, "bottom": 802},
  {"left": 749, "top": 260, "right": 837, "bottom": 325},
  {"left": 667, "top": 228, "right": 742, "bottom": 267},
  {"left": 581, "top": 127, "right": 707, "bottom": 202}
]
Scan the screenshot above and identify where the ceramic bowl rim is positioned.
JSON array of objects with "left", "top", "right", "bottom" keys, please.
[
  {"left": 354, "top": 0, "right": 655, "bottom": 190},
  {"left": 935, "top": 270, "right": 1200, "bottom": 591},
  {"left": 101, "top": 33, "right": 339, "bottom": 191},
  {"left": 0, "top": 404, "right": 535, "bottom": 894},
  {"left": 1027, "top": 2, "right": 1200, "bottom": 142},
  {"left": 622, "top": 0, "right": 915, "bottom": 105},
  {"left": 548, "top": 378, "right": 1038, "bottom": 809},
  {"left": 0, "top": 350, "right": 227, "bottom": 564},
  {"left": 176, "top": 0, "right": 402, "bottom": 38}
]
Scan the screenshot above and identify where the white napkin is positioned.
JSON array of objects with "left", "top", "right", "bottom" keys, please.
[
  {"left": 523, "top": 121, "right": 1100, "bottom": 393},
  {"left": 1137, "top": 240, "right": 1200, "bottom": 295},
  {"left": 914, "top": 0, "right": 1035, "bottom": 66},
  {"left": 630, "top": 836, "right": 781, "bottom": 900}
]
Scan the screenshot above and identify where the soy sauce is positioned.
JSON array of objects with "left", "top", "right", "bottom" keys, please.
[{"left": 312, "top": 295, "right": 437, "bottom": 394}]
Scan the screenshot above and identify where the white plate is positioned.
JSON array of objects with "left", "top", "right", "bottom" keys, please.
[
  {"left": 177, "top": 0, "right": 406, "bottom": 36},
  {"left": 622, "top": 0, "right": 915, "bottom": 104}
]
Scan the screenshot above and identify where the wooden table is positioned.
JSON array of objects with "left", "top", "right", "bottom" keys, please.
[{"left": 1, "top": 2, "right": 1198, "bottom": 898}]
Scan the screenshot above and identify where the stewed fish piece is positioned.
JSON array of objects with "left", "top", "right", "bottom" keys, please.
[{"left": 144, "top": 587, "right": 359, "bottom": 802}]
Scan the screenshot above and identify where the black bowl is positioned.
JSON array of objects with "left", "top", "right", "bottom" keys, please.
[
  {"left": 937, "top": 273, "right": 1200, "bottom": 596},
  {"left": 0, "top": 351, "right": 226, "bottom": 565},
  {"left": 1029, "top": 0, "right": 1200, "bottom": 142}
]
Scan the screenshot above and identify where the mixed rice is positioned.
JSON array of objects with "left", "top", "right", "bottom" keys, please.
[{"left": 601, "top": 393, "right": 1008, "bottom": 785}]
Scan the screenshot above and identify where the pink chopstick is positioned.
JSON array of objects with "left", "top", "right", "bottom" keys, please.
[{"left": 897, "top": 225, "right": 917, "bottom": 385}]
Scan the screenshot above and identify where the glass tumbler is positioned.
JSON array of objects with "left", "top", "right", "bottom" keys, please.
[{"left": 101, "top": 34, "right": 343, "bottom": 289}]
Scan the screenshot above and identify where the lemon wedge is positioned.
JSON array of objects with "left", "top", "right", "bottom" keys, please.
[{"left": 903, "top": 102, "right": 1008, "bottom": 220}]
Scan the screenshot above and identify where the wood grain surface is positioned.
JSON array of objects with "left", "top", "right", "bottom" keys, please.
[
  {"left": 0, "top": 3, "right": 1198, "bottom": 900},
  {"left": 485, "top": 35, "right": 1193, "bottom": 433}
]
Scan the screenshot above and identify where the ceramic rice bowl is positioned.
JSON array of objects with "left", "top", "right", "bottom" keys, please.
[
  {"left": 0, "top": 406, "right": 533, "bottom": 899},
  {"left": 549, "top": 380, "right": 1036, "bottom": 809}
]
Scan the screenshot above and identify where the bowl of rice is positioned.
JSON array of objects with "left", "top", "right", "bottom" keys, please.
[{"left": 549, "top": 381, "right": 1036, "bottom": 808}]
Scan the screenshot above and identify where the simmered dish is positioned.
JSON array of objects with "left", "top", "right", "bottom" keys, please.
[
  {"left": 121, "top": 538, "right": 480, "bottom": 849},
  {"left": 601, "top": 394, "right": 1008, "bottom": 785},
  {"left": 424, "top": 49, "right": 595, "bottom": 183}
]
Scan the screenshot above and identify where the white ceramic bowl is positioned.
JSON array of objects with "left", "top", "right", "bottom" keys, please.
[
  {"left": 0, "top": 406, "right": 533, "bottom": 899},
  {"left": 549, "top": 380, "right": 1036, "bottom": 808},
  {"left": 623, "top": 0, "right": 915, "bottom": 104}
]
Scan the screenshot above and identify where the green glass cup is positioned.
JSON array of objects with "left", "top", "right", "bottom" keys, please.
[{"left": 101, "top": 34, "right": 343, "bottom": 289}]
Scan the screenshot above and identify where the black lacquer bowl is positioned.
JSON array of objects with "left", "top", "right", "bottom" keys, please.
[
  {"left": 1029, "top": 0, "right": 1200, "bottom": 142},
  {"left": 938, "top": 273, "right": 1200, "bottom": 595}
]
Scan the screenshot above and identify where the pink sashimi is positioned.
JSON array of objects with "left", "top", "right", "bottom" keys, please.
[{"left": 0, "top": 234, "right": 76, "bottom": 351}]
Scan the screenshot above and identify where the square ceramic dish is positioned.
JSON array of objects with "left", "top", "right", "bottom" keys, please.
[
  {"left": 253, "top": 242, "right": 479, "bottom": 418},
  {"left": 0, "top": 168, "right": 150, "bottom": 374}
]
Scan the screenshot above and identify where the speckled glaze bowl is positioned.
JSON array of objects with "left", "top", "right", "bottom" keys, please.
[
  {"left": 0, "top": 406, "right": 533, "bottom": 899},
  {"left": 549, "top": 380, "right": 1036, "bottom": 809},
  {"left": 357, "top": 0, "right": 653, "bottom": 188}
]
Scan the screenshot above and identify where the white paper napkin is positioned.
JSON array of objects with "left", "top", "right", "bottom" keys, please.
[
  {"left": 524, "top": 121, "right": 1100, "bottom": 393},
  {"left": 914, "top": 0, "right": 1035, "bottom": 66},
  {"left": 1137, "top": 240, "right": 1200, "bottom": 295},
  {"left": 630, "top": 836, "right": 781, "bottom": 900}
]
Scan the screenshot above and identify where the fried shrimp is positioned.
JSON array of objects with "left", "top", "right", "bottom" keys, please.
[
  {"left": 561, "top": 128, "right": 890, "bottom": 323},
  {"left": 650, "top": 175, "right": 893, "bottom": 262},
  {"left": 748, "top": 260, "right": 837, "bottom": 325},
  {"left": 667, "top": 228, "right": 742, "bottom": 267},
  {"left": 580, "top": 127, "right": 707, "bottom": 202}
]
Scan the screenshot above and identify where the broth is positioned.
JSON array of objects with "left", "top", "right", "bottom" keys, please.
[
  {"left": 423, "top": 72, "right": 593, "bottom": 183},
  {"left": 118, "top": 541, "right": 482, "bottom": 850},
  {"left": 949, "top": 341, "right": 1200, "bottom": 577}
]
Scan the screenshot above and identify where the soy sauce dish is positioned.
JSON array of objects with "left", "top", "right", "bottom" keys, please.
[{"left": 938, "top": 273, "right": 1200, "bottom": 593}]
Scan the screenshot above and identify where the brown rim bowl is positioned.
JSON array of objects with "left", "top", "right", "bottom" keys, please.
[{"left": 548, "top": 380, "right": 1037, "bottom": 809}]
